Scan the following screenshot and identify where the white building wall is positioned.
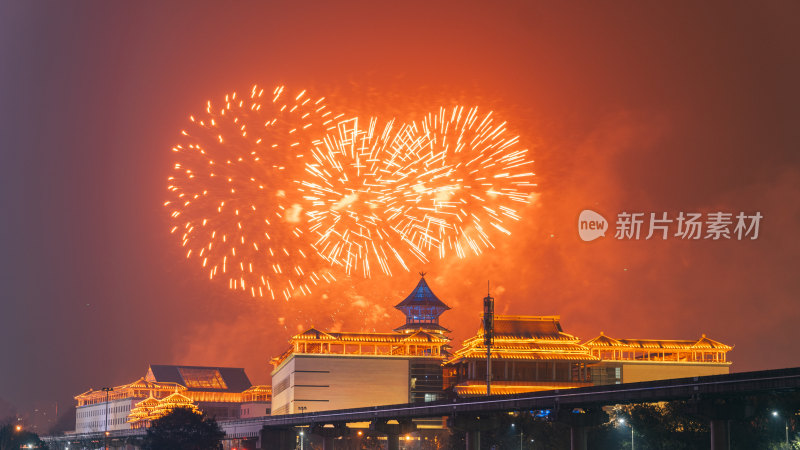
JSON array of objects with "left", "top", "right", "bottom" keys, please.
[
  {"left": 75, "top": 398, "right": 138, "bottom": 433},
  {"left": 271, "top": 354, "right": 410, "bottom": 415},
  {"left": 239, "top": 401, "right": 271, "bottom": 418}
]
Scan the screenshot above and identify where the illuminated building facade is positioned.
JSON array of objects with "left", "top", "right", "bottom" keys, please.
[
  {"left": 74, "top": 365, "right": 271, "bottom": 433},
  {"left": 270, "top": 275, "right": 451, "bottom": 415},
  {"left": 584, "top": 333, "right": 733, "bottom": 384},
  {"left": 445, "top": 316, "right": 733, "bottom": 396},
  {"left": 444, "top": 316, "right": 598, "bottom": 396}
]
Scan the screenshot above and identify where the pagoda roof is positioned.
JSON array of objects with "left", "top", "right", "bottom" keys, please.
[
  {"left": 133, "top": 396, "right": 160, "bottom": 408},
  {"left": 294, "top": 327, "right": 336, "bottom": 340},
  {"left": 445, "top": 315, "right": 596, "bottom": 365},
  {"left": 583, "top": 333, "right": 625, "bottom": 347},
  {"left": 395, "top": 276, "right": 450, "bottom": 310},
  {"left": 74, "top": 377, "right": 187, "bottom": 400},
  {"left": 159, "top": 391, "right": 194, "bottom": 404},
  {"left": 492, "top": 316, "right": 573, "bottom": 339},
  {"left": 583, "top": 334, "right": 733, "bottom": 351},
  {"left": 468, "top": 316, "right": 580, "bottom": 342}
]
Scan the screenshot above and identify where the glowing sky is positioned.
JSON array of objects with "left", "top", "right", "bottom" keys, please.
[{"left": 0, "top": 1, "right": 798, "bottom": 419}]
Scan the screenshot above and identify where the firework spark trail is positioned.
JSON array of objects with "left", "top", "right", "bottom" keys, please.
[
  {"left": 165, "top": 85, "right": 342, "bottom": 300},
  {"left": 168, "top": 91, "right": 535, "bottom": 296},
  {"left": 300, "top": 117, "right": 431, "bottom": 278},
  {"left": 391, "top": 106, "right": 537, "bottom": 259}
]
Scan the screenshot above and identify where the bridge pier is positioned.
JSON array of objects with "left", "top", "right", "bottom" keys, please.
[
  {"left": 556, "top": 407, "right": 608, "bottom": 450},
  {"left": 371, "top": 419, "right": 415, "bottom": 450},
  {"left": 259, "top": 427, "right": 295, "bottom": 450},
  {"left": 448, "top": 415, "right": 500, "bottom": 450},
  {"left": 465, "top": 429, "right": 480, "bottom": 450},
  {"left": 311, "top": 424, "right": 349, "bottom": 450},
  {"left": 709, "top": 419, "right": 730, "bottom": 450},
  {"left": 691, "top": 397, "right": 754, "bottom": 450},
  {"left": 569, "top": 426, "right": 587, "bottom": 450}
]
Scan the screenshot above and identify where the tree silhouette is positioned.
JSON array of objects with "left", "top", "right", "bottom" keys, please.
[
  {"left": 0, "top": 423, "right": 48, "bottom": 450},
  {"left": 142, "top": 407, "right": 224, "bottom": 450}
]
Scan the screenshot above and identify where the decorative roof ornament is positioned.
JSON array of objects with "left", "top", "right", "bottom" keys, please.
[{"left": 394, "top": 274, "right": 451, "bottom": 333}]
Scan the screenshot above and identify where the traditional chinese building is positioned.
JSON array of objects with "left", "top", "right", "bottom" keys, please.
[
  {"left": 74, "top": 365, "right": 271, "bottom": 433},
  {"left": 584, "top": 332, "right": 733, "bottom": 384},
  {"left": 270, "top": 274, "right": 451, "bottom": 415},
  {"left": 445, "top": 316, "right": 733, "bottom": 396},
  {"left": 444, "top": 315, "right": 598, "bottom": 396}
]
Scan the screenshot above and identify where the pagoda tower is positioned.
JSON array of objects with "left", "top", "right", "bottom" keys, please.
[{"left": 394, "top": 273, "right": 451, "bottom": 334}]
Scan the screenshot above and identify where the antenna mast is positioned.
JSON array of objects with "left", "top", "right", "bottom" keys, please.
[{"left": 483, "top": 281, "right": 494, "bottom": 396}]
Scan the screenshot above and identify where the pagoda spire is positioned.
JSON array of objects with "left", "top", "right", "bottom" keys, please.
[{"left": 394, "top": 274, "right": 451, "bottom": 334}]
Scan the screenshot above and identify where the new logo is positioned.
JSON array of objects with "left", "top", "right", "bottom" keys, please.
[{"left": 578, "top": 210, "right": 608, "bottom": 241}]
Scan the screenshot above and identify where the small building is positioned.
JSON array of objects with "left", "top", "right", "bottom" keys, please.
[
  {"left": 74, "top": 365, "right": 271, "bottom": 433},
  {"left": 270, "top": 275, "right": 451, "bottom": 415},
  {"left": 584, "top": 333, "right": 733, "bottom": 384},
  {"left": 444, "top": 315, "right": 598, "bottom": 396}
]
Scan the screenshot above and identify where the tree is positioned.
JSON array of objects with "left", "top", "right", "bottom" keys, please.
[
  {"left": 142, "top": 407, "right": 225, "bottom": 450},
  {"left": 0, "top": 423, "right": 48, "bottom": 450}
]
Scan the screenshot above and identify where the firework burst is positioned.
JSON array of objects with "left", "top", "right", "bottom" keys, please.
[
  {"left": 392, "top": 106, "right": 537, "bottom": 259},
  {"left": 165, "top": 85, "right": 342, "bottom": 300},
  {"left": 300, "top": 117, "right": 429, "bottom": 278}
]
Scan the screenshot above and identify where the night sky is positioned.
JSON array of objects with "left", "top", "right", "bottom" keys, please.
[{"left": 1, "top": 1, "right": 798, "bottom": 422}]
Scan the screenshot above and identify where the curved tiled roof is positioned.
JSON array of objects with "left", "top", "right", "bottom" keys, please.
[
  {"left": 395, "top": 277, "right": 450, "bottom": 311},
  {"left": 583, "top": 334, "right": 733, "bottom": 351}
]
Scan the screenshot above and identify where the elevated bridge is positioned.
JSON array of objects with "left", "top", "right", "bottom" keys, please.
[{"left": 43, "top": 367, "right": 800, "bottom": 450}]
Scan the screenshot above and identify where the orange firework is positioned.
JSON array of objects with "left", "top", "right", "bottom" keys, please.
[
  {"left": 165, "top": 85, "right": 342, "bottom": 299},
  {"left": 300, "top": 117, "right": 429, "bottom": 277},
  {"left": 392, "top": 106, "right": 537, "bottom": 259}
]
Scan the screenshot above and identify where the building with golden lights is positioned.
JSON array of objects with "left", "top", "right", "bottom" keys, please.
[
  {"left": 74, "top": 365, "right": 270, "bottom": 433},
  {"left": 444, "top": 317, "right": 733, "bottom": 396},
  {"left": 270, "top": 275, "right": 451, "bottom": 415},
  {"left": 584, "top": 332, "right": 733, "bottom": 384},
  {"left": 268, "top": 277, "right": 734, "bottom": 409},
  {"left": 444, "top": 315, "right": 598, "bottom": 396}
]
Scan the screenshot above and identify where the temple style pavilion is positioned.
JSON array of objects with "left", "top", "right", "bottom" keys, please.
[
  {"left": 583, "top": 332, "right": 733, "bottom": 384},
  {"left": 444, "top": 315, "right": 599, "bottom": 396},
  {"left": 269, "top": 274, "right": 452, "bottom": 415},
  {"left": 393, "top": 274, "right": 451, "bottom": 334},
  {"left": 75, "top": 365, "right": 270, "bottom": 433},
  {"left": 445, "top": 315, "right": 734, "bottom": 396}
]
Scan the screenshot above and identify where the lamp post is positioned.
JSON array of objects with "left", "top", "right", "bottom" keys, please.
[
  {"left": 772, "top": 411, "right": 789, "bottom": 446},
  {"left": 511, "top": 423, "right": 523, "bottom": 450},
  {"left": 299, "top": 430, "right": 304, "bottom": 450},
  {"left": 101, "top": 387, "right": 113, "bottom": 450},
  {"left": 619, "top": 418, "right": 634, "bottom": 450},
  {"left": 483, "top": 281, "right": 494, "bottom": 396}
]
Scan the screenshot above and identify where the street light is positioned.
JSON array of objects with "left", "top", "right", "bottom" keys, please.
[
  {"left": 619, "top": 418, "right": 634, "bottom": 450},
  {"left": 299, "top": 430, "right": 304, "bottom": 450},
  {"left": 14, "top": 425, "right": 22, "bottom": 432},
  {"left": 772, "top": 410, "right": 789, "bottom": 445},
  {"left": 101, "top": 387, "right": 113, "bottom": 450}
]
